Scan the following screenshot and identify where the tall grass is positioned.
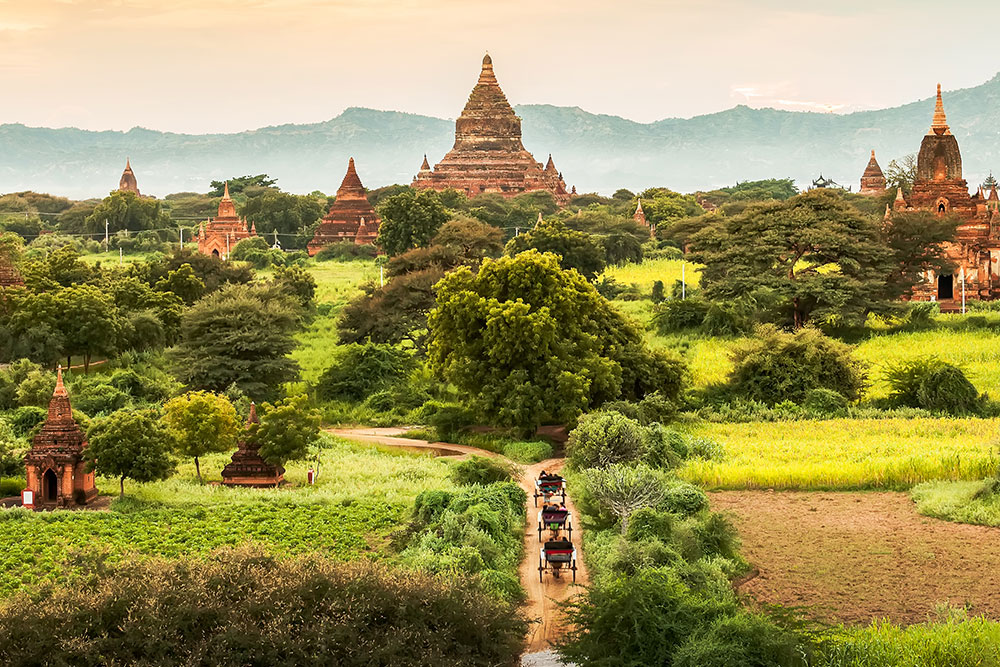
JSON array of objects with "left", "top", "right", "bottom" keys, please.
[
  {"left": 680, "top": 418, "right": 1000, "bottom": 490},
  {"left": 818, "top": 617, "right": 1000, "bottom": 666},
  {"left": 602, "top": 257, "right": 700, "bottom": 292},
  {"left": 911, "top": 479, "right": 1000, "bottom": 527}
]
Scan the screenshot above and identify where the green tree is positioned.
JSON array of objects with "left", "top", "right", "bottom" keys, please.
[
  {"left": 375, "top": 189, "right": 450, "bottom": 256},
  {"left": 84, "top": 190, "right": 171, "bottom": 234},
  {"left": 154, "top": 263, "right": 206, "bottom": 305},
  {"left": 690, "top": 190, "right": 891, "bottom": 328},
  {"left": 162, "top": 391, "right": 240, "bottom": 483},
  {"left": 240, "top": 190, "right": 323, "bottom": 249},
  {"left": 254, "top": 394, "right": 321, "bottom": 468},
  {"left": 170, "top": 284, "right": 300, "bottom": 401},
  {"left": 504, "top": 219, "right": 606, "bottom": 280},
  {"left": 271, "top": 265, "right": 316, "bottom": 309},
  {"left": 142, "top": 248, "right": 254, "bottom": 294},
  {"left": 637, "top": 188, "right": 705, "bottom": 227},
  {"left": 85, "top": 410, "right": 174, "bottom": 496},
  {"left": 885, "top": 154, "right": 917, "bottom": 194},
  {"left": 429, "top": 251, "right": 686, "bottom": 431},
  {"left": 883, "top": 210, "right": 959, "bottom": 299},
  {"left": 209, "top": 175, "right": 277, "bottom": 197},
  {"left": 431, "top": 216, "right": 504, "bottom": 262}
]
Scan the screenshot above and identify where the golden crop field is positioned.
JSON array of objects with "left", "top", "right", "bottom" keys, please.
[
  {"left": 680, "top": 418, "right": 1000, "bottom": 490},
  {"left": 602, "top": 257, "right": 700, "bottom": 292}
]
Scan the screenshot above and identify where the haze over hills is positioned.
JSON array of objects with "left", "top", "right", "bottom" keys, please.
[{"left": 2, "top": 74, "right": 1000, "bottom": 200}]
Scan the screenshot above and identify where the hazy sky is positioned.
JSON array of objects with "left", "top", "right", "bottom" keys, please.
[{"left": 1, "top": 0, "right": 997, "bottom": 133}]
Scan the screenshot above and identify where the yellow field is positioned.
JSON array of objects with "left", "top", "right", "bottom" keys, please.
[
  {"left": 680, "top": 418, "right": 1000, "bottom": 490},
  {"left": 602, "top": 257, "right": 699, "bottom": 292}
]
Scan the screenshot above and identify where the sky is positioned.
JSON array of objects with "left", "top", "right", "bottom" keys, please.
[{"left": 1, "top": 0, "right": 998, "bottom": 134}]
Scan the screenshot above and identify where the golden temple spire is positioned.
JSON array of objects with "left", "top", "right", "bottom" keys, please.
[
  {"left": 223, "top": 181, "right": 231, "bottom": 200},
  {"left": 930, "top": 83, "right": 950, "bottom": 136},
  {"left": 54, "top": 365, "right": 68, "bottom": 398}
]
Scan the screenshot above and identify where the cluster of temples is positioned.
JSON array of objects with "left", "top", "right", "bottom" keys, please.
[
  {"left": 860, "top": 85, "right": 1000, "bottom": 309},
  {"left": 307, "top": 158, "right": 380, "bottom": 255},
  {"left": 196, "top": 182, "right": 257, "bottom": 258},
  {"left": 412, "top": 54, "right": 572, "bottom": 203}
]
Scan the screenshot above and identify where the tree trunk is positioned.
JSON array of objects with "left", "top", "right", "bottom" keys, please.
[
  {"left": 120, "top": 476, "right": 125, "bottom": 498},
  {"left": 195, "top": 457, "right": 202, "bottom": 484},
  {"left": 793, "top": 297, "right": 803, "bottom": 329},
  {"left": 67, "top": 356, "right": 71, "bottom": 371},
  {"left": 84, "top": 353, "right": 91, "bottom": 373}
]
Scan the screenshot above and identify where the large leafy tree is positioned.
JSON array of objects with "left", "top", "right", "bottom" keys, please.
[
  {"left": 254, "top": 394, "right": 321, "bottom": 468},
  {"left": 84, "top": 191, "right": 172, "bottom": 234},
  {"left": 85, "top": 410, "right": 175, "bottom": 496},
  {"left": 239, "top": 190, "right": 324, "bottom": 249},
  {"left": 429, "top": 250, "right": 687, "bottom": 431},
  {"left": 170, "top": 284, "right": 301, "bottom": 401},
  {"left": 163, "top": 391, "right": 240, "bottom": 483},
  {"left": 690, "top": 190, "right": 891, "bottom": 328},
  {"left": 375, "top": 189, "right": 449, "bottom": 256},
  {"left": 140, "top": 249, "right": 254, "bottom": 294},
  {"left": 209, "top": 175, "right": 276, "bottom": 197},
  {"left": 883, "top": 210, "right": 959, "bottom": 299},
  {"left": 504, "top": 219, "right": 606, "bottom": 280}
]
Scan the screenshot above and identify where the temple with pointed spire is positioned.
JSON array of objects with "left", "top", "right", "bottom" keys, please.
[
  {"left": 196, "top": 181, "right": 257, "bottom": 258},
  {"left": 307, "top": 157, "right": 381, "bottom": 255},
  {"left": 413, "top": 54, "right": 571, "bottom": 204},
  {"left": 221, "top": 403, "right": 285, "bottom": 487},
  {"left": 118, "top": 159, "right": 141, "bottom": 195},
  {"left": 23, "top": 367, "right": 98, "bottom": 508},
  {"left": 881, "top": 83, "right": 1000, "bottom": 307},
  {"left": 859, "top": 150, "right": 887, "bottom": 195}
]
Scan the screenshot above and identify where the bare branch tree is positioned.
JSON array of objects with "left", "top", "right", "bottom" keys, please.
[{"left": 583, "top": 463, "right": 666, "bottom": 534}]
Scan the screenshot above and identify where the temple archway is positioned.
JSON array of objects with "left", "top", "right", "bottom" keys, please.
[
  {"left": 43, "top": 469, "right": 58, "bottom": 502},
  {"left": 212, "top": 249, "right": 220, "bottom": 258},
  {"left": 938, "top": 274, "right": 954, "bottom": 300}
]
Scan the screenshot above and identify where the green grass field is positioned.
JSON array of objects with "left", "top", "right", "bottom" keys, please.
[
  {"left": 681, "top": 418, "right": 1000, "bottom": 490},
  {"left": 911, "top": 479, "right": 1000, "bottom": 527},
  {"left": 0, "top": 435, "right": 454, "bottom": 596}
]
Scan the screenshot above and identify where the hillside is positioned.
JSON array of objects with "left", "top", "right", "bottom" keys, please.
[{"left": 2, "top": 74, "right": 1000, "bottom": 198}]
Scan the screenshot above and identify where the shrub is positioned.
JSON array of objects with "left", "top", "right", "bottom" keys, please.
[
  {"left": 643, "top": 423, "right": 687, "bottom": 469},
  {"left": 0, "top": 548, "right": 527, "bottom": 667},
  {"left": 802, "top": 388, "right": 849, "bottom": 416},
  {"left": 425, "top": 401, "right": 478, "bottom": 440},
  {"left": 567, "top": 411, "right": 646, "bottom": 470},
  {"left": 686, "top": 436, "right": 725, "bottom": 461},
  {"left": 8, "top": 407, "right": 45, "bottom": 437},
  {"left": 449, "top": 455, "right": 519, "bottom": 486},
  {"left": 316, "top": 343, "right": 415, "bottom": 402},
  {"left": 15, "top": 370, "right": 53, "bottom": 408},
  {"left": 653, "top": 298, "right": 710, "bottom": 333},
  {"left": 72, "top": 382, "right": 130, "bottom": 415},
  {"left": 0, "top": 478, "right": 23, "bottom": 496},
  {"left": 728, "top": 325, "right": 867, "bottom": 404},
  {"left": 501, "top": 440, "right": 554, "bottom": 464},
  {"left": 885, "top": 357, "right": 980, "bottom": 415},
  {"left": 314, "top": 242, "right": 378, "bottom": 262},
  {"left": 0, "top": 420, "right": 25, "bottom": 478},
  {"left": 582, "top": 463, "right": 668, "bottom": 534},
  {"left": 651, "top": 280, "right": 666, "bottom": 303},
  {"left": 661, "top": 480, "right": 709, "bottom": 517},
  {"left": 228, "top": 236, "right": 270, "bottom": 261}
]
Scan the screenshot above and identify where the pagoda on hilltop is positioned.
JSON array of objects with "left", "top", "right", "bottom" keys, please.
[
  {"left": 221, "top": 403, "right": 285, "bottom": 488},
  {"left": 196, "top": 182, "right": 257, "bottom": 258},
  {"left": 413, "top": 54, "right": 571, "bottom": 204},
  {"left": 307, "top": 158, "right": 380, "bottom": 255},
  {"left": 23, "top": 367, "right": 98, "bottom": 508},
  {"left": 879, "top": 83, "right": 1000, "bottom": 307},
  {"left": 119, "top": 159, "right": 141, "bottom": 195},
  {"left": 859, "top": 150, "right": 887, "bottom": 195}
]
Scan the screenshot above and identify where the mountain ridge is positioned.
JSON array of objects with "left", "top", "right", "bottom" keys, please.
[{"left": 3, "top": 74, "right": 1000, "bottom": 199}]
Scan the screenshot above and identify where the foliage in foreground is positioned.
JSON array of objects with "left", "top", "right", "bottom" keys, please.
[
  {"left": 0, "top": 548, "right": 526, "bottom": 667},
  {"left": 911, "top": 478, "right": 1000, "bottom": 527}
]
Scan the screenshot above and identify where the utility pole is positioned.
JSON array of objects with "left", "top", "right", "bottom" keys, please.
[
  {"left": 104, "top": 219, "right": 109, "bottom": 252},
  {"left": 681, "top": 260, "right": 686, "bottom": 300},
  {"left": 179, "top": 226, "right": 184, "bottom": 250}
]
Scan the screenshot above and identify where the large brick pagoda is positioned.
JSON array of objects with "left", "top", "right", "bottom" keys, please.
[
  {"left": 119, "top": 159, "right": 141, "bottom": 195},
  {"left": 859, "top": 150, "right": 886, "bottom": 195},
  {"left": 307, "top": 158, "right": 380, "bottom": 255},
  {"left": 413, "top": 54, "right": 571, "bottom": 204},
  {"left": 221, "top": 403, "right": 284, "bottom": 488},
  {"left": 877, "top": 84, "right": 1000, "bottom": 308},
  {"left": 23, "top": 367, "right": 98, "bottom": 509},
  {"left": 196, "top": 182, "right": 257, "bottom": 258}
]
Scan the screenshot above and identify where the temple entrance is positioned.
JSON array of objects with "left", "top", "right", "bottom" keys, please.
[
  {"left": 43, "top": 469, "right": 58, "bottom": 502},
  {"left": 938, "top": 203, "right": 947, "bottom": 213},
  {"left": 212, "top": 249, "right": 220, "bottom": 258},
  {"left": 938, "top": 274, "right": 954, "bottom": 300}
]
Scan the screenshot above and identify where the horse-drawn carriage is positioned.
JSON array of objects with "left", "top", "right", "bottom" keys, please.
[
  {"left": 538, "top": 505, "right": 572, "bottom": 541},
  {"left": 539, "top": 538, "right": 577, "bottom": 582},
  {"left": 533, "top": 472, "right": 566, "bottom": 507}
]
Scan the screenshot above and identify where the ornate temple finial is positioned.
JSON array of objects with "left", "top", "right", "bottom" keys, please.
[
  {"left": 421, "top": 154, "right": 430, "bottom": 171},
  {"left": 54, "top": 365, "right": 68, "bottom": 398},
  {"left": 223, "top": 181, "right": 231, "bottom": 200},
  {"left": 478, "top": 52, "right": 497, "bottom": 85},
  {"left": 635, "top": 199, "right": 644, "bottom": 215},
  {"left": 248, "top": 401, "right": 258, "bottom": 424},
  {"left": 871, "top": 149, "right": 876, "bottom": 159},
  {"left": 251, "top": 220, "right": 257, "bottom": 235},
  {"left": 125, "top": 158, "right": 131, "bottom": 171},
  {"left": 931, "top": 83, "right": 950, "bottom": 135}
]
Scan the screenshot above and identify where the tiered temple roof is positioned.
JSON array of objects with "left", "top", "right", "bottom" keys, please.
[
  {"left": 859, "top": 150, "right": 886, "bottom": 195},
  {"left": 413, "top": 54, "right": 570, "bottom": 203},
  {"left": 196, "top": 182, "right": 256, "bottom": 258},
  {"left": 307, "top": 158, "right": 380, "bottom": 255},
  {"left": 118, "top": 159, "right": 140, "bottom": 195},
  {"left": 221, "top": 403, "right": 285, "bottom": 488}
]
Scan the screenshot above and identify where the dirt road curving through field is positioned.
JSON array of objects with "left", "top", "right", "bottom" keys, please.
[{"left": 329, "top": 427, "right": 588, "bottom": 655}]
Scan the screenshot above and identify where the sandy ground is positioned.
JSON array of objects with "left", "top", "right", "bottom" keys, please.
[
  {"left": 711, "top": 490, "right": 1000, "bottom": 624},
  {"left": 330, "top": 427, "right": 587, "bottom": 656}
]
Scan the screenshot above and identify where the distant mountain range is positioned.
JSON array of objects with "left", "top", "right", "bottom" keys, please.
[{"left": 3, "top": 74, "right": 1000, "bottom": 200}]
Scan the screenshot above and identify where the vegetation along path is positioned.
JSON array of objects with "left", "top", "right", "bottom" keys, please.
[
  {"left": 330, "top": 428, "right": 589, "bottom": 654},
  {"left": 711, "top": 491, "right": 1000, "bottom": 624}
]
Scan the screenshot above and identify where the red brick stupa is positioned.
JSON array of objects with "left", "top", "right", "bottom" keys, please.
[
  {"left": 119, "top": 159, "right": 140, "bottom": 195},
  {"left": 0, "top": 252, "right": 24, "bottom": 289},
  {"left": 196, "top": 182, "right": 257, "bottom": 258},
  {"left": 859, "top": 150, "right": 887, "bottom": 195},
  {"left": 307, "top": 158, "right": 380, "bottom": 255},
  {"left": 413, "top": 54, "right": 570, "bottom": 204},
  {"left": 23, "top": 367, "right": 98, "bottom": 508},
  {"left": 221, "top": 403, "right": 285, "bottom": 488}
]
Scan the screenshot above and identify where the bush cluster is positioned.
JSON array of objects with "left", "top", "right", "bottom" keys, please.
[{"left": 885, "top": 357, "right": 981, "bottom": 415}]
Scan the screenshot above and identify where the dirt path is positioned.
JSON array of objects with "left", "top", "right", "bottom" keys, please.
[
  {"left": 711, "top": 491, "right": 1000, "bottom": 624},
  {"left": 329, "top": 427, "right": 588, "bottom": 654}
]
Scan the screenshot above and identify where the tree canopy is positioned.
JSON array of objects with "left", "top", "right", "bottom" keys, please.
[
  {"left": 504, "top": 218, "right": 606, "bottom": 281},
  {"left": 85, "top": 410, "right": 174, "bottom": 496},
  {"left": 375, "top": 189, "right": 450, "bottom": 256},
  {"left": 163, "top": 391, "right": 241, "bottom": 483}
]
